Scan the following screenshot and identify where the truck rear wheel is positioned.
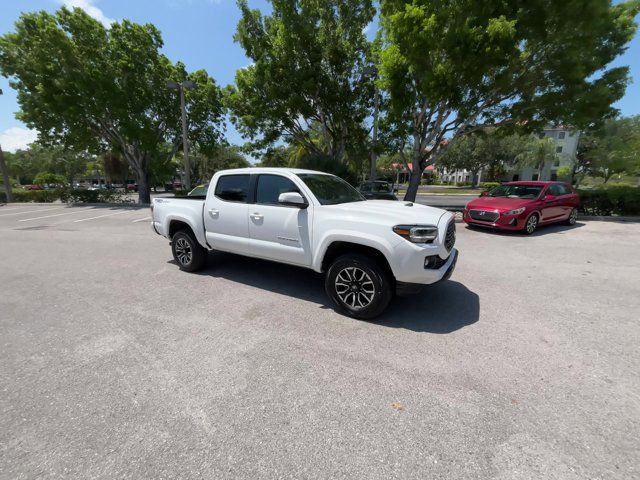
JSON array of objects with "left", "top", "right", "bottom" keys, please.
[
  {"left": 325, "top": 254, "right": 393, "bottom": 320},
  {"left": 171, "top": 230, "right": 207, "bottom": 272}
]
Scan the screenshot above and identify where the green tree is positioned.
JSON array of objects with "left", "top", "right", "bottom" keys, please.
[
  {"left": 578, "top": 116, "right": 640, "bottom": 183},
  {"left": 1, "top": 144, "right": 87, "bottom": 185},
  {"left": 0, "top": 7, "right": 225, "bottom": 203},
  {"left": 33, "top": 172, "right": 67, "bottom": 186},
  {"left": 378, "top": 0, "right": 640, "bottom": 201},
  {"left": 227, "top": 0, "right": 375, "bottom": 165},
  {"left": 258, "top": 146, "right": 291, "bottom": 168},
  {"left": 440, "top": 132, "right": 529, "bottom": 186},
  {"left": 191, "top": 145, "right": 250, "bottom": 183},
  {"left": 516, "top": 137, "right": 559, "bottom": 179}
]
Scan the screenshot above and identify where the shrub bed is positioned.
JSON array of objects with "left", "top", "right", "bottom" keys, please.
[
  {"left": 479, "top": 182, "right": 500, "bottom": 190},
  {"left": 578, "top": 187, "right": 640, "bottom": 216},
  {"left": 1, "top": 188, "right": 130, "bottom": 204}
]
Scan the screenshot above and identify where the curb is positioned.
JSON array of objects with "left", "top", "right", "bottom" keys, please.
[
  {"left": 1, "top": 202, "right": 150, "bottom": 209},
  {"left": 579, "top": 215, "right": 640, "bottom": 223}
]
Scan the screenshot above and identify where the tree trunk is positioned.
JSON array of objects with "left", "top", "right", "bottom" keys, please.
[
  {"left": 137, "top": 169, "right": 151, "bottom": 204},
  {"left": 404, "top": 168, "right": 422, "bottom": 202},
  {"left": 471, "top": 169, "right": 480, "bottom": 188},
  {"left": 0, "top": 145, "right": 13, "bottom": 203}
]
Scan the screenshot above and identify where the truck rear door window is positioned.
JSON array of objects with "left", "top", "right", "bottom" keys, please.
[{"left": 214, "top": 175, "right": 250, "bottom": 202}]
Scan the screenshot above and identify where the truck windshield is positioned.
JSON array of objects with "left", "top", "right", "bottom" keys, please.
[{"left": 297, "top": 174, "right": 365, "bottom": 205}]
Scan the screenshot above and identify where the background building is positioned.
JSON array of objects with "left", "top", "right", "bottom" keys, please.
[
  {"left": 506, "top": 126, "right": 580, "bottom": 182},
  {"left": 437, "top": 126, "right": 580, "bottom": 184}
]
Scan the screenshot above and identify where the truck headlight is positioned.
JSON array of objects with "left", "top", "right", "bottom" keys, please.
[
  {"left": 393, "top": 225, "right": 439, "bottom": 243},
  {"left": 503, "top": 207, "right": 525, "bottom": 216}
]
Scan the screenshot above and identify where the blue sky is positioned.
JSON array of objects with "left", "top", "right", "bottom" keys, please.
[{"left": 0, "top": 0, "right": 639, "bottom": 152}]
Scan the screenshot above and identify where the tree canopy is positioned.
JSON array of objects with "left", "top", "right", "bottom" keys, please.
[
  {"left": 0, "top": 6, "right": 225, "bottom": 203},
  {"left": 440, "top": 132, "right": 530, "bottom": 186},
  {"left": 226, "top": 0, "right": 375, "bottom": 165},
  {"left": 378, "top": 0, "right": 640, "bottom": 200},
  {"left": 577, "top": 115, "right": 640, "bottom": 183}
]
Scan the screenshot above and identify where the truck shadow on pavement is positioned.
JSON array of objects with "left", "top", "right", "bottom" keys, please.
[{"left": 181, "top": 252, "right": 479, "bottom": 334}]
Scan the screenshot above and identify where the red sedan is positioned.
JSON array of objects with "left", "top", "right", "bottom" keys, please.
[{"left": 463, "top": 181, "right": 580, "bottom": 234}]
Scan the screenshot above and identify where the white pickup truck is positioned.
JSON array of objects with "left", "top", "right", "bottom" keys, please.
[{"left": 152, "top": 168, "right": 458, "bottom": 319}]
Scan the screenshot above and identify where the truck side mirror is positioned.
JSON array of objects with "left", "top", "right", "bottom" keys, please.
[{"left": 278, "top": 192, "right": 308, "bottom": 209}]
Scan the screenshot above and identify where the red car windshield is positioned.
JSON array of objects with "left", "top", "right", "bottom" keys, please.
[{"left": 489, "top": 185, "right": 543, "bottom": 199}]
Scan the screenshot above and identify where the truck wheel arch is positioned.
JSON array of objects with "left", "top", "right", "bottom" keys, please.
[
  {"left": 320, "top": 241, "right": 395, "bottom": 282},
  {"left": 168, "top": 219, "right": 195, "bottom": 240}
]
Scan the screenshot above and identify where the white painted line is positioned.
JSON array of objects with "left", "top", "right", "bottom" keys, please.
[
  {"left": 0, "top": 207, "right": 66, "bottom": 217},
  {"left": 18, "top": 209, "right": 95, "bottom": 222},
  {"left": 132, "top": 216, "right": 151, "bottom": 223},
  {"left": 73, "top": 210, "right": 130, "bottom": 223}
]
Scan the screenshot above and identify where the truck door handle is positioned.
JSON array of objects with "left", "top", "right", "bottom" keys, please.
[
  {"left": 250, "top": 212, "right": 263, "bottom": 220},
  {"left": 208, "top": 208, "right": 219, "bottom": 218}
]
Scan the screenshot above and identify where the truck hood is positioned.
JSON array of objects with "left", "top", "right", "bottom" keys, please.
[
  {"left": 466, "top": 196, "right": 533, "bottom": 211},
  {"left": 324, "top": 200, "right": 448, "bottom": 225}
]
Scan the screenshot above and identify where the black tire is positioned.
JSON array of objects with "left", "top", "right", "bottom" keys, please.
[
  {"left": 523, "top": 212, "right": 539, "bottom": 235},
  {"left": 325, "top": 254, "right": 393, "bottom": 320},
  {"left": 566, "top": 208, "right": 578, "bottom": 225},
  {"left": 171, "top": 230, "right": 207, "bottom": 272}
]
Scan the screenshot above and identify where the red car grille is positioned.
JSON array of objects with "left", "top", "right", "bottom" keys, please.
[{"left": 469, "top": 209, "right": 499, "bottom": 222}]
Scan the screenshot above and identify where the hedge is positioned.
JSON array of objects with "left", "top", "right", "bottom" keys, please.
[
  {"left": 0, "top": 188, "right": 130, "bottom": 204},
  {"left": 479, "top": 182, "right": 500, "bottom": 190},
  {"left": 578, "top": 187, "right": 640, "bottom": 216}
]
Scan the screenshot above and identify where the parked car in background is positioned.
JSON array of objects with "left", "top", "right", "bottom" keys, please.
[
  {"left": 358, "top": 180, "right": 398, "bottom": 200},
  {"left": 126, "top": 183, "right": 138, "bottom": 192},
  {"left": 463, "top": 181, "right": 580, "bottom": 234},
  {"left": 187, "top": 184, "right": 209, "bottom": 197},
  {"left": 24, "top": 184, "right": 44, "bottom": 190},
  {"left": 152, "top": 168, "right": 458, "bottom": 319}
]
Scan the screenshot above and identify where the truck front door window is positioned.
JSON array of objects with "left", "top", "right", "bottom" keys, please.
[{"left": 256, "top": 175, "right": 300, "bottom": 205}]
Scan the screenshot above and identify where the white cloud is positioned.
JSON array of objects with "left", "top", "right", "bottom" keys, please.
[
  {"left": 0, "top": 127, "right": 38, "bottom": 153},
  {"left": 61, "top": 0, "right": 114, "bottom": 28}
]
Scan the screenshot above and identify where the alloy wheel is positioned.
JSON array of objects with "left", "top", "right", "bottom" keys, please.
[
  {"left": 334, "top": 267, "right": 375, "bottom": 310},
  {"left": 174, "top": 237, "right": 193, "bottom": 266},
  {"left": 569, "top": 209, "right": 578, "bottom": 225},
  {"left": 526, "top": 215, "right": 538, "bottom": 234}
]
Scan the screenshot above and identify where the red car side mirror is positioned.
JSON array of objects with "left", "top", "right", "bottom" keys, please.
[
  {"left": 480, "top": 191, "right": 489, "bottom": 197},
  {"left": 544, "top": 194, "right": 556, "bottom": 201}
]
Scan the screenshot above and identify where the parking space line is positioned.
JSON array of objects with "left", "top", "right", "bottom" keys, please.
[
  {"left": 0, "top": 207, "right": 66, "bottom": 217},
  {"left": 132, "top": 216, "right": 151, "bottom": 223},
  {"left": 18, "top": 209, "right": 97, "bottom": 222},
  {"left": 73, "top": 210, "right": 130, "bottom": 223}
]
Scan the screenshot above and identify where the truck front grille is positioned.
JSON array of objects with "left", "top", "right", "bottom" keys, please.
[{"left": 444, "top": 220, "right": 456, "bottom": 252}]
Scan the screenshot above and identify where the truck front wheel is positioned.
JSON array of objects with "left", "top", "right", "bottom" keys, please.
[
  {"left": 325, "top": 254, "right": 393, "bottom": 320},
  {"left": 171, "top": 230, "right": 207, "bottom": 272}
]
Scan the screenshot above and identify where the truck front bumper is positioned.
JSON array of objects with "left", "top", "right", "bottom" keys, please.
[{"left": 395, "top": 248, "right": 458, "bottom": 295}]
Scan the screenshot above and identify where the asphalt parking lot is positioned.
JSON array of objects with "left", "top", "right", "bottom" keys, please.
[{"left": 1, "top": 204, "right": 639, "bottom": 479}]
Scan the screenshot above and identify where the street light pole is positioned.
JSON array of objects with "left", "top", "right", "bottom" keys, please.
[
  {"left": 168, "top": 80, "right": 196, "bottom": 191},
  {"left": 0, "top": 88, "right": 14, "bottom": 203},
  {"left": 178, "top": 84, "right": 190, "bottom": 190},
  {"left": 363, "top": 66, "right": 378, "bottom": 181},
  {"left": 371, "top": 88, "right": 379, "bottom": 181}
]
